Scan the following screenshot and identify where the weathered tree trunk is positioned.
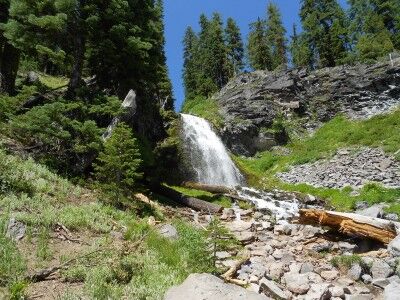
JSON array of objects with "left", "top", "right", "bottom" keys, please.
[
  {"left": 0, "top": 42, "right": 20, "bottom": 95},
  {"left": 66, "top": 0, "right": 85, "bottom": 99},
  {"left": 155, "top": 185, "right": 223, "bottom": 213},
  {"left": 182, "top": 182, "right": 236, "bottom": 195},
  {"left": 298, "top": 209, "right": 400, "bottom": 244}
]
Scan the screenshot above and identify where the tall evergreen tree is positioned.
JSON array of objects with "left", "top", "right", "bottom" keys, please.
[
  {"left": 225, "top": 17, "right": 244, "bottom": 76},
  {"left": 290, "top": 24, "right": 313, "bottom": 68},
  {"left": 0, "top": 0, "right": 20, "bottom": 95},
  {"left": 182, "top": 26, "right": 199, "bottom": 99},
  {"left": 247, "top": 18, "right": 272, "bottom": 71},
  {"left": 300, "top": 0, "right": 348, "bottom": 68},
  {"left": 265, "top": 3, "right": 287, "bottom": 69},
  {"left": 348, "top": 0, "right": 397, "bottom": 60}
]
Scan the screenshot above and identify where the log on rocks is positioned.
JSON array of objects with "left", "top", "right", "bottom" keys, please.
[
  {"left": 155, "top": 185, "right": 223, "bottom": 214},
  {"left": 182, "top": 182, "right": 237, "bottom": 195},
  {"left": 298, "top": 209, "right": 400, "bottom": 244}
]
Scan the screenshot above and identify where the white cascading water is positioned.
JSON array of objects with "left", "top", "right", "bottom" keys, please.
[
  {"left": 181, "top": 113, "right": 299, "bottom": 221},
  {"left": 181, "top": 114, "right": 244, "bottom": 187}
]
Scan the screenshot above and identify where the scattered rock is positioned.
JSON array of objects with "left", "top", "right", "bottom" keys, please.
[
  {"left": 158, "top": 224, "right": 178, "bottom": 240},
  {"left": 300, "top": 262, "right": 314, "bottom": 274},
  {"left": 320, "top": 270, "right": 339, "bottom": 281},
  {"left": 388, "top": 234, "right": 400, "bottom": 257},
  {"left": 371, "top": 260, "right": 394, "bottom": 279},
  {"left": 384, "top": 281, "right": 400, "bottom": 300},
  {"left": 361, "top": 274, "right": 372, "bottom": 284},
  {"left": 25, "top": 71, "right": 39, "bottom": 85},
  {"left": 305, "top": 283, "right": 332, "bottom": 300},
  {"left": 356, "top": 204, "right": 387, "bottom": 218},
  {"left": 348, "top": 264, "right": 363, "bottom": 281},
  {"left": 344, "top": 295, "right": 373, "bottom": 300},
  {"left": 259, "top": 278, "right": 288, "bottom": 300},
  {"left": 164, "top": 273, "right": 269, "bottom": 300},
  {"left": 6, "top": 218, "right": 26, "bottom": 241},
  {"left": 282, "top": 273, "right": 310, "bottom": 294}
]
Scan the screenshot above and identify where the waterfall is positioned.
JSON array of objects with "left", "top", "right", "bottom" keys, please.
[{"left": 181, "top": 114, "right": 244, "bottom": 187}]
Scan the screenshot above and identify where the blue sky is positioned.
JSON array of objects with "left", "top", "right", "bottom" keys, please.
[{"left": 164, "top": 0, "right": 347, "bottom": 111}]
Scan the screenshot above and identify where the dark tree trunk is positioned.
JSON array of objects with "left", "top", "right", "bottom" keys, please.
[
  {"left": 0, "top": 42, "right": 20, "bottom": 95},
  {"left": 65, "top": 0, "right": 86, "bottom": 99}
]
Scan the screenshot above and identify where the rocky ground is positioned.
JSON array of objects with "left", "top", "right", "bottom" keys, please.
[
  {"left": 277, "top": 148, "right": 400, "bottom": 190},
  {"left": 165, "top": 192, "right": 400, "bottom": 300}
]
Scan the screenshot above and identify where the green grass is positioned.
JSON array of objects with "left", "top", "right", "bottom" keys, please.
[
  {"left": 331, "top": 255, "right": 364, "bottom": 271},
  {"left": 170, "top": 185, "right": 232, "bottom": 208},
  {"left": 0, "top": 142, "right": 214, "bottom": 299},
  {"left": 38, "top": 73, "right": 69, "bottom": 90},
  {"left": 181, "top": 96, "right": 224, "bottom": 128},
  {"left": 234, "top": 110, "right": 400, "bottom": 213}
]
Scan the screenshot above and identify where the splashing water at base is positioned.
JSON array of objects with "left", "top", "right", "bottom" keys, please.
[
  {"left": 181, "top": 114, "right": 299, "bottom": 220},
  {"left": 181, "top": 114, "right": 244, "bottom": 187}
]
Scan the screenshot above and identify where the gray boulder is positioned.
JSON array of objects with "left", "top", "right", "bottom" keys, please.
[
  {"left": 158, "top": 224, "right": 179, "bottom": 240},
  {"left": 355, "top": 204, "right": 387, "bottom": 218},
  {"left": 371, "top": 259, "right": 394, "bottom": 279},
  {"left": 388, "top": 234, "right": 400, "bottom": 257},
  {"left": 164, "top": 273, "right": 269, "bottom": 300},
  {"left": 384, "top": 281, "right": 400, "bottom": 300},
  {"left": 6, "top": 218, "right": 26, "bottom": 241},
  {"left": 259, "top": 278, "right": 288, "bottom": 300}
]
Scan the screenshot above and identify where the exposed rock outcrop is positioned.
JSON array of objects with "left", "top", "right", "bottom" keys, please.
[{"left": 213, "top": 58, "right": 400, "bottom": 156}]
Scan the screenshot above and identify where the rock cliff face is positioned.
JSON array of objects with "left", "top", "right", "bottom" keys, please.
[{"left": 213, "top": 58, "right": 400, "bottom": 156}]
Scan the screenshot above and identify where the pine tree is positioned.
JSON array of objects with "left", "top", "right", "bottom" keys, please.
[
  {"left": 300, "top": 0, "right": 348, "bottom": 68},
  {"left": 183, "top": 26, "right": 199, "bottom": 99},
  {"left": 349, "top": 0, "right": 397, "bottom": 60},
  {"left": 290, "top": 24, "right": 313, "bottom": 68},
  {"left": 247, "top": 18, "right": 272, "bottom": 71},
  {"left": 94, "top": 122, "right": 143, "bottom": 205},
  {"left": 225, "top": 17, "right": 244, "bottom": 76},
  {"left": 265, "top": 3, "right": 287, "bottom": 70}
]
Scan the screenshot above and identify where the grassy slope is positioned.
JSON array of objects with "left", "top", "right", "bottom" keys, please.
[
  {"left": 181, "top": 96, "right": 224, "bottom": 128},
  {"left": 0, "top": 148, "right": 212, "bottom": 299},
  {"left": 234, "top": 109, "right": 400, "bottom": 213}
]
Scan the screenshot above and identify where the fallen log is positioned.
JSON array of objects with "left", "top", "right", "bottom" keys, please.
[
  {"left": 155, "top": 185, "right": 223, "bottom": 214},
  {"left": 298, "top": 209, "right": 400, "bottom": 244},
  {"left": 182, "top": 181, "right": 237, "bottom": 195}
]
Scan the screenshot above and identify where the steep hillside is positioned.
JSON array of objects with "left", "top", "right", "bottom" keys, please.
[{"left": 0, "top": 144, "right": 212, "bottom": 299}]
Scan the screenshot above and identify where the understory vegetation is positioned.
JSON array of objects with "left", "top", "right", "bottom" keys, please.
[{"left": 235, "top": 109, "right": 400, "bottom": 214}]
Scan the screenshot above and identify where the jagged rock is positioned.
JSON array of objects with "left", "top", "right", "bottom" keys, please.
[
  {"left": 320, "top": 270, "right": 339, "bottom": 281},
  {"left": 305, "top": 283, "right": 332, "bottom": 300},
  {"left": 388, "top": 234, "right": 400, "bottom": 257},
  {"left": 282, "top": 273, "right": 310, "bottom": 294},
  {"left": 372, "top": 278, "right": 391, "bottom": 288},
  {"left": 384, "top": 282, "right": 400, "bottom": 300},
  {"left": 300, "top": 262, "right": 314, "bottom": 274},
  {"left": 259, "top": 278, "right": 288, "bottom": 300},
  {"left": 348, "top": 264, "right": 363, "bottom": 281},
  {"left": 214, "top": 59, "right": 400, "bottom": 156},
  {"left": 164, "top": 273, "right": 269, "bottom": 300},
  {"left": 361, "top": 274, "right": 373, "bottom": 284},
  {"left": 158, "top": 224, "right": 179, "bottom": 240},
  {"left": 6, "top": 218, "right": 26, "bottom": 241},
  {"left": 384, "top": 213, "right": 399, "bottom": 222},
  {"left": 267, "top": 262, "right": 285, "bottom": 281},
  {"left": 329, "top": 286, "right": 345, "bottom": 298},
  {"left": 338, "top": 242, "right": 357, "bottom": 253},
  {"left": 216, "top": 251, "right": 231, "bottom": 260},
  {"left": 356, "top": 204, "right": 387, "bottom": 218},
  {"left": 371, "top": 260, "right": 394, "bottom": 279}
]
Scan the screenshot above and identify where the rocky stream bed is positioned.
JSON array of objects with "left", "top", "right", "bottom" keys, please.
[{"left": 165, "top": 190, "right": 400, "bottom": 300}]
